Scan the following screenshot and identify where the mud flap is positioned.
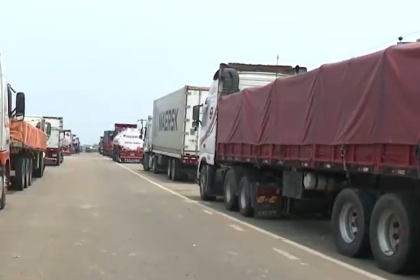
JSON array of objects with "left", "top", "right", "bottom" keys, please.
[{"left": 250, "top": 181, "right": 283, "bottom": 219}]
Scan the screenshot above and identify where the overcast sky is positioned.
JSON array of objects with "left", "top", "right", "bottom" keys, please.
[{"left": 0, "top": 0, "right": 418, "bottom": 144}]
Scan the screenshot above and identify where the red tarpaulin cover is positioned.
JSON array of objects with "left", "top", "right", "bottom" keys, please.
[{"left": 217, "top": 43, "right": 420, "bottom": 146}]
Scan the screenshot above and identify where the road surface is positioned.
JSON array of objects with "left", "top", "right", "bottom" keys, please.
[{"left": 0, "top": 154, "right": 415, "bottom": 280}]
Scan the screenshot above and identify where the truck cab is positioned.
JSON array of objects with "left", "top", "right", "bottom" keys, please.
[
  {"left": 42, "top": 116, "right": 64, "bottom": 165},
  {"left": 192, "top": 63, "right": 307, "bottom": 197}
]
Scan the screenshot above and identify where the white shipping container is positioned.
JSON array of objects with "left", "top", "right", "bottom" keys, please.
[{"left": 152, "top": 86, "right": 209, "bottom": 158}]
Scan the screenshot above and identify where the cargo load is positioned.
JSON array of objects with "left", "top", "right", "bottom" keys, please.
[{"left": 112, "top": 127, "right": 143, "bottom": 162}]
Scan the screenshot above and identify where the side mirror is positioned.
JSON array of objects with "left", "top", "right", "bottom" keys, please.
[
  {"left": 15, "top": 92, "right": 26, "bottom": 120},
  {"left": 46, "top": 123, "right": 52, "bottom": 136},
  {"left": 192, "top": 105, "right": 201, "bottom": 121}
]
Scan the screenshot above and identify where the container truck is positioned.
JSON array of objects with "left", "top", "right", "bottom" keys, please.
[
  {"left": 193, "top": 48, "right": 420, "bottom": 275},
  {"left": 102, "top": 130, "right": 113, "bottom": 157},
  {"left": 62, "top": 129, "right": 72, "bottom": 155},
  {"left": 42, "top": 116, "right": 64, "bottom": 166},
  {"left": 112, "top": 126, "right": 143, "bottom": 163},
  {"left": 111, "top": 123, "right": 139, "bottom": 161},
  {"left": 142, "top": 86, "right": 209, "bottom": 181},
  {"left": 0, "top": 55, "right": 49, "bottom": 202}
]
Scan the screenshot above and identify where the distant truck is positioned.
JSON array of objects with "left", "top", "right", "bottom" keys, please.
[
  {"left": 99, "top": 136, "right": 104, "bottom": 154},
  {"left": 1, "top": 53, "right": 49, "bottom": 204},
  {"left": 72, "top": 134, "right": 80, "bottom": 153},
  {"left": 111, "top": 123, "right": 141, "bottom": 162},
  {"left": 42, "top": 116, "right": 64, "bottom": 166},
  {"left": 102, "top": 130, "right": 113, "bottom": 157},
  {"left": 141, "top": 86, "right": 208, "bottom": 181},
  {"left": 62, "top": 129, "right": 73, "bottom": 155}
]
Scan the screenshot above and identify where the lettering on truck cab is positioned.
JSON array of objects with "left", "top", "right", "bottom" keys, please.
[{"left": 158, "top": 108, "right": 178, "bottom": 132}]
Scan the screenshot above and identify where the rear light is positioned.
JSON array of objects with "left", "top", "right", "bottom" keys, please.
[{"left": 182, "top": 156, "right": 198, "bottom": 164}]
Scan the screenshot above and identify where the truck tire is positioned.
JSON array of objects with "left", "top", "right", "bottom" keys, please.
[
  {"left": 238, "top": 174, "right": 254, "bottom": 217},
  {"left": 151, "top": 157, "right": 158, "bottom": 174},
  {"left": 223, "top": 168, "right": 241, "bottom": 211},
  {"left": 171, "top": 159, "right": 180, "bottom": 181},
  {"left": 167, "top": 159, "right": 172, "bottom": 179},
  {"left": 55, "top": 155, "right": 60, "bottom": 166},
  {"left": 0, "top": 167, "right": 6, "bottom": 210},
  {"left": 27, "top": 157, "right": 33, "bottom": 186},
  {"left": 369, "top": 193, "right": 420, "bottom": 274},
  {"left": 14, "top": 157, "right": 26, "bottom": 191},
  {"left": 199, "top": 164, "right": 216, "bottom": 201},
  {"left": 143, "top": 154, "right": 150, "bottom": 171},
  {"left": 331, "top": 188, "right": 374, "bottom": 258},
  {"left": 33, "top": 155, "right": 44, "bottom": 178}
]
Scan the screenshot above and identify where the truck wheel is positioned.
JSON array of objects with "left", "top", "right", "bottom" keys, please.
[
  {"left": 151, "top": 157, "right": 158, "bottom": 174},
  {"left": 369, "top": 193, "right": 420, "bottom": 274},
  {"left": 14, "top": 157, "right": 26, "bottom": 191},
  {"left": 224, "top": 168, "right": 239, "bottom": 211},
  {"left": 167, "top": 159, "right": 172, "bottom": 179},
  {"left": 238, "top": 174, "right": 254, "bottom": 217},
  {"left": 33, "top": 155, "right": 44, "bottom": 178},
  {"left": 331, "top": 188, "right": 374, "bottom": 258},
  {"left": 27, "top": 158, "right": 33, "bottom": 186},
  {"left": 171, "top": 159, "right": 180, "bottom": 181},
  {"left": 143, "top": 154, "right": 150, "bottom": 171},
  {"left": 0, "top": 168, "right": 6, "bottom": 210},
  {"left": 55, "top": 155, "right": 61, "bottom": 166},
  {"left": 199, "top": 164, "right": 216, "bottom": 201}
]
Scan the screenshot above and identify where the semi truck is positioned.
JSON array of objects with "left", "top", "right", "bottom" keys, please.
[
  {"left": 193, "top": 47, "right": 420, "bottom": 275},
  {"left": 62, "top": 129, "right": 72, "bottom": 155},
  {"left": 102, "top": 130, "right": 113, "bottom": 157},
  {"left": 112, "top": 126, "right": 143, "bottom": 163},
  {"left": 42, "top": 116, "right": 64, "bottom": 166},
  {"left": 141, "top": 86, "right": 209, "bottom": 181},
  {"left": 111, "top": 123, "right": 139, "bottom": 161},
  {"left": 1, "top": 55, "right": 49, "bottom": 201},
  {"left": 72, "top": 134, "right": 80, "bottom": 153},
  {"left": 99, "top": 136, "right": 104, "bottom": 154}
]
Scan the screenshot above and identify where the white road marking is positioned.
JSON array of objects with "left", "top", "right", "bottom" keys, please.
[
  {"left": 203, "top": 209, "right": 213, "bottom": 215},
  {"left": 229, "top": 224, "right": 245, "bottom": 232},
  {"left": 117, "top": 164, "right": 389, "bottom": 280},
  {"left": 273, "top": 248, "right": 299, "bottom": 260}
]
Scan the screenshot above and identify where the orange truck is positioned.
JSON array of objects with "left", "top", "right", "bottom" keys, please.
[{"left": 0, "top": 54, "right": 49, "bottom": 210}]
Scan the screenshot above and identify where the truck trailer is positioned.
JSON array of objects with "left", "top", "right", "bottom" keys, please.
[
  {"left": 102, "top": 130, "right": 113, "bottom": 157},
  {"left": 99, "top": 136, "right": 104, "bottom": 154},
  {"left": 142, "top": 86, "right": 209, "bottom": 181},
  {"left": 62, "top": 129, "right": 73, "bottom": 155},
  {"left": 111, "top": 123, "right": 140, "bottom": 162},
  {"left": 193, "top": 46, "right": 420, "bottom": 275},
  {"left": 42, "top": 116, "right": 64, "bottom": 165}
]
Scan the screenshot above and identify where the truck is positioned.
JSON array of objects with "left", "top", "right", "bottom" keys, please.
[
  {"left": 72, "top": 134, "right": 80, "bottom": 153},
  {"left": 99, "top": 136, "right": 104, "bottom": 154},
  {"left": 42, "top": 116, "right": 64, "bottom": 166},
  {"left": 111, "top": 123, "right": 138, "bottom": 161},
  {"left": 0, "top": 54, "right": 49, "bottom": 202},
  {"left": 193, "top": 46, "right": 420, "bottom": 275},
  {"left": 102, "top": 130, "right": 113, "bottom": 157},
  {"left": 62, "top": 129, "right": 72, "bottom": 155},
  {"left": 142, "top": 86, "right": 209, "bottom": 181},
  {"left": 112, "top": 127, "right": 143, "bottom": 163}
]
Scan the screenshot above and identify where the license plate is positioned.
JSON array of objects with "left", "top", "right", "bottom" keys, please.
[
  {"left": 52, "top": 154, "right": 57, "bottom": 157},
  {"left": 130, "top": 153, "right": 135, "bottom": 156}
]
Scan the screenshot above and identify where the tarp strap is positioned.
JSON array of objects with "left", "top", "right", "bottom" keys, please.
[{"left": 341, "top": 145, "right": 348, "bottom": 172}]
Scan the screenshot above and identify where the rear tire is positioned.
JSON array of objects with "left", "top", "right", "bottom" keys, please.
[
  {"left": 370, "top": 193, "right": 420, "bottom": 274},
  {"left": 238, "top": 174, "right": 254, "bottom": 217},
  {"left": 331, "top": 188, "right": 374, "bottom": 258},
  {"left": 14, "top": 157, "right": 26, "bottom": 191},
  {"left": 151, "top": 157, "right": 158, "bottom": 174},
  {"left": 27, "top": 158, "right": 33, "bottom": 186},
  {"left": 167, "top": 159, "right": 172, "bottom": 179},
  {"left": 33, "top": 154, "right": 44, "bottom": 178},
  {"left": 171, "top": 159, "right": 180, "bottom": 181},
  {"left": 224, "top": 169, "right": 239, "bottom": 211}
]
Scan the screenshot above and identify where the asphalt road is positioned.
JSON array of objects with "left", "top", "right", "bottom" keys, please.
[{"left": 0, "top": 154, "right": 415, "bottom": 280}]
